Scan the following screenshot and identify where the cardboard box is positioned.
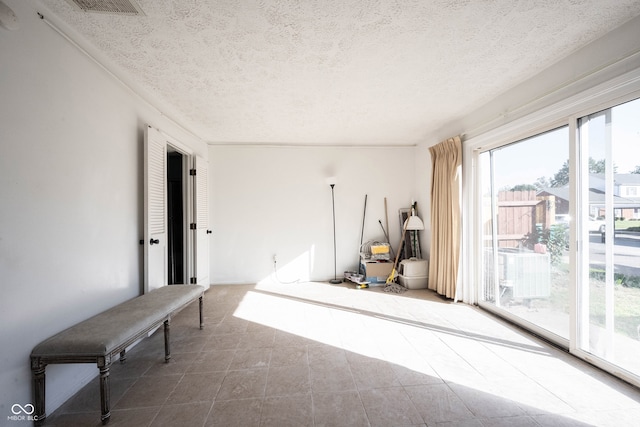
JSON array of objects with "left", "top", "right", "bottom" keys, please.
[{"left": 360, "top": 260, "right": 393, "bottom": 283}]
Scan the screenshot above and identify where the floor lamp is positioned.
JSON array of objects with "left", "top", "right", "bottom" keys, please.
[
  {"left": 327, "top": 177, "right": 342, "bottom": 284},
  {"left": 405, "top": 205, "right": 425, "bottom": 257}
]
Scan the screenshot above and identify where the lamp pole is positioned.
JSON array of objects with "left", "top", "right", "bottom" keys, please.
[{"left": 330, "top": 183, "right": 341, "bottom": 284}]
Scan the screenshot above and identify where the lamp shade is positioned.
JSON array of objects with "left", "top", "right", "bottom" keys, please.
[{"left": 405, "top": 215, "right": 424, "bottom": 231}]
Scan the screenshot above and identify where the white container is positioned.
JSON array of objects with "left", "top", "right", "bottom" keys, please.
[
  {"left": 398, "top": 274, "right": 428, "bottom": 289},
  {"left": 398, "top": 258, "right": 428, "bottom": 289},
  {"left": 398, "top": 258, "right": 428, "bottom": 277}
]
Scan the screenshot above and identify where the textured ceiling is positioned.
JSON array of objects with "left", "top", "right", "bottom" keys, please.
[{"left": 40, "top": 0, "right": 640, "bottom": 145}]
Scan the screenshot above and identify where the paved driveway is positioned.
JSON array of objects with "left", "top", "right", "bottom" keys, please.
[{"left": 589, "top": 231, "right": 640, "bottom": 277}]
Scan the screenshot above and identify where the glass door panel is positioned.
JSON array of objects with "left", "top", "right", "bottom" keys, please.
[
  {"left": 480, "top": 127, "right": 570, "bottom": 340},
  {"left": 579, "top": 98, "right": 640, "bottom": 377}
]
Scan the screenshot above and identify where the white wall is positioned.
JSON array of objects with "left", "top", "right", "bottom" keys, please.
[
  {"left": 209, "top": 145, "right": 422, "bottom": 284},
  {"left": 0, "top": 0, "right": 206, "bottom": 420}
]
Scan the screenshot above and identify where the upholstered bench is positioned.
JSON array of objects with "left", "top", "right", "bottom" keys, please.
[{"left": 30, "top": 284, "right": 205, "bottom": 425}]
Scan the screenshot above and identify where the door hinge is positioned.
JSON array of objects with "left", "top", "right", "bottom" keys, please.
[
  {"left": 190, "top": 223, "right": 197, "bottom": 230},
  {"left": 190, "top": 277, "right": 197, "bottom": 284},
  {"left": 190, "top": 169, "right": 196, "bottom": 176}
]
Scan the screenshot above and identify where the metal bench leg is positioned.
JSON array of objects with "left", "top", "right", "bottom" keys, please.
[
  {"left": 199, "top": 295, "right": 204, "bottom": 329},
  {"left": 31, "top": 358, "right": 47, "bottom": 424},
  {"left": 119, "top": 349, "right": 126, "bottom": 364},
  {"left": 98, "top": 358, "right": 111, "bottom": 424},
  {"left": 164, "top": 318, "right": 171, "bottom": 362}
]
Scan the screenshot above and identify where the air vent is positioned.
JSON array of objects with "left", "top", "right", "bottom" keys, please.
[{"left": 65, "top": 0, "right": 145, "bottom": 15}]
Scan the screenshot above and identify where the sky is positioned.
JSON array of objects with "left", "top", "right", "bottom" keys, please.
[{"left": 484, "top": 97, "right": 640, "bottom": 190}]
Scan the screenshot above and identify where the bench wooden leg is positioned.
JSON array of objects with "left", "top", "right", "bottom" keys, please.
[
  {"left": 199, "top": 295, "right": 204, "bottom": 329},
  {"left": 31, "top": 358, "right": 47, "bottom": 424},
  {"left": 164, "top": 318, "right": 171, "bottom": 362},
  {"left": 98, "top": 363, "right": 111, "bottom": 424}
]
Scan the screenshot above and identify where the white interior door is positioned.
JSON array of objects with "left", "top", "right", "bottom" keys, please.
[
  {"left": 144, "top": 126, "right": 167, "bottom": 293},
  {"left": 193, "top": 155, "right": 210, "bottom": 288}
]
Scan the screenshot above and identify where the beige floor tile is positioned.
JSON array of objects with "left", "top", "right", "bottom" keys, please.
[
  {"left": 273, "top": 330, "right": 315, "bottom": 347},
  {"left": 110, "top": 357, "right": 155, "bottom": 379},
  {"left": 270, "top": 345, "right": 308, "bottom": 367},
  {"left": 260, "top": 395, "right": 313, "bottom": 427},
  {"left": 206, "top": 398, "right": 262, "bottom": 427},
  {"left": 113, "top": 375, "right": 182, "bottom": 409},
  {"left": 349, "top": 358, "right": 402, "bottom": 389},
  {"left": 43, "top": 284, "right": 640, "bottom": 427},
  {"left": 405, "top": 383, "right": 475, "bottom": 424},
  {"left": 215, "top": 368, "right": 268, "bottom": 401},
  {"left": 448, "top": 382, "right": 526, "bottom": 419},
  {"left": 309, "top": 361, "right": 356, "bottom": 393},
  {"left": 265, "top": 364, "right": 310, "bottom": 397},
  {"left": 229, "top": 347, "right": 272, "bottom": 370},
  {"left": 187, "top": 349, "right": 235, "bottom": 373},
  {"left": 531, "top": 412, "right": 614, "bottom": 426},
  {"left": 150, "top": 402, "right": 212, "bottom": 427},
  {"left": 107, "top": 407, "right": 162, "bottom": 427},
  {"left": 213, "top": 317, "right": 249, "bottom": 335},
  {"left": 390, "top": 363, "right": 443, "bottom": 386},
  {"left": 167, "top": 372, "right": 226, "bottom": 404},
  {"left": 40, "top": 411, "right": 102, "bottom": 427},
  {"left": 45, "top": 409, "right": 162, "bottom": 427},
  {"left": 203, "top": 333, "right": 242, "bottom": 351},
  {"left": 307, "top": 344, "right": 348, "bottom": 365},
  {"left": 359, "top": 386, "right": 423, "bottom": 427},
  {"left": 435, "top": 419, "right": 484, "bottom": 427},
  {"left": 478, "top": 415, "right": 542, "bottom": 426},
  {"left": 142, "top": 351, "right": 199, "bottom": 377},
  {"left": 169, "top": 333, "right": 208, "bottom": 354},
  {"left": 236, "top": 330, "right": 276, "bottom": 349},
  {"left": 312, "top": 390, "right": 369, "bottom": 427}
]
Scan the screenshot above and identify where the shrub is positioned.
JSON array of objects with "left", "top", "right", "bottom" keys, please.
[
  {"left": 589, "top": 269, "right": 640, "bottom": 289},
  {"left": 522, "top": 224, "right": 568, "bottom": 265}
]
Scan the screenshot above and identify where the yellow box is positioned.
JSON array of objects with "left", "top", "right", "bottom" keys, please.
[{"left": 371, "top": 243, "right": 390, "bottom": 255}]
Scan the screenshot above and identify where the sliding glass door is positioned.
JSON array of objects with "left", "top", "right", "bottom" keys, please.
[
  {"left": 480, "top": 127, "right": 571, "bottom": 340},
  {"left": 578, "top": 99, "right": 640, "bottom": 377},
  {"left": 478, "top": 96, "right": 640, "bottom": 382}
]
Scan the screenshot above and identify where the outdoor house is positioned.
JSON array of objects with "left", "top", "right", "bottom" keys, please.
[{"left": 540, "top": 174, "right": 640, "bottom": 220}]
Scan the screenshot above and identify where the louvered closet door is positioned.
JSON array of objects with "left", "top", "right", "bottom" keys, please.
[
  {"left": 144, "top": 126, "right": 167, "bottom": 292},
  {"left": 193, "top": 155, "right": 210, "bottom": 287}
]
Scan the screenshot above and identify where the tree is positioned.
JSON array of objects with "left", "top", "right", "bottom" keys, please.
[
  {"left": 550, "top": 160, "right": 570, "bottom": 187},
  {"left": 534, "top": 176, "right": 550, "bottom": 190},
  {"left": 589, "top": 158, "right": 606, "bottom": 174},
  {"left": 631, "top": 165, "right": 640, "bottom": 174},
  {"left": 510, "top": 184, "right": 538, "bottom": 191},
  {"left": 550, "top": 158, "right": 617, "bottom": 187}
]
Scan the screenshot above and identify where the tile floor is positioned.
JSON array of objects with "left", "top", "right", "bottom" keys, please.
[{"left": 42, "top": 281, "right": 640, "bottom": 426}]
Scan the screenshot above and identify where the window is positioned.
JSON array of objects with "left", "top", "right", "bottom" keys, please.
[
  {"left": 480, "top": 127, "right": 570, "bottom": 340},
  {"left": 578, "top": 98, "right": 640, "bottom": 378}
]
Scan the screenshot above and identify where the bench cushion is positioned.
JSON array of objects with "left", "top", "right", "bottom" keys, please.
[{"left": 31, "top": 285, "right": 204, "bottom": 359}]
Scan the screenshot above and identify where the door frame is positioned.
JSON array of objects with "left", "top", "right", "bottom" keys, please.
[
  {"left": 144, "top": 125, "right": 195, "bottom": 293},
  {"left": 166, "top": 144, "right": 192, "bottom": 285},
  {"left": 166, "top": 138, "right": 195, "bottom": 287}
]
